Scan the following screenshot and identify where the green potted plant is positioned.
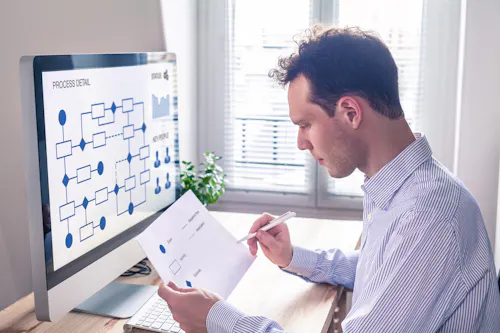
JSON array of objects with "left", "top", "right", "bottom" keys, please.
[{"left": 180, "top": 152, "right": 227, "bottom": 205}]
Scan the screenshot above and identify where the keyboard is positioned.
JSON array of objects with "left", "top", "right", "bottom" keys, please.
[{"left": 123, "top": 293, "right": 184, "bottom": 333}]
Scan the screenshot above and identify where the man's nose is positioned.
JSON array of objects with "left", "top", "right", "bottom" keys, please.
[{"left": 297, "top": 136, "right": 312, "bottom": 151}]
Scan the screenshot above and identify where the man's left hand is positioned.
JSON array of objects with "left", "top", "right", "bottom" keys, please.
[{"left": 158, "top": 281, "right": 222, "bottom": 333}]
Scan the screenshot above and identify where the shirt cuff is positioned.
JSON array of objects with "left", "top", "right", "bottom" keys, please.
[
  {"left": 281, "top": 246, "right": 318, "bottom": 278},
  {"left": 206, "top": 300, "right": 245, "bottom": 333}
]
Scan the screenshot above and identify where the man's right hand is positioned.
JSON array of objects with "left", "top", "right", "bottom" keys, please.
[{"left": 248, "top": 213, "right": 293, "bottom": 268}]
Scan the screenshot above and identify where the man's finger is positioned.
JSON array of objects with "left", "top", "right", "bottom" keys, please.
[
  {"left": 167, "top": 280, "right": 195, "bottom": 293},
  {"left": 260, "top": 242, "right": 271, "bottom": 257},
  {"left": 168, "top": 281, "right": 188, "bottom": 292},
  {"left": 158, "top": 283, "right": 180, "bottom": 305},
  {"left": 264, "top": 222, "right": 287, "bottom": 237},
  {"left": 247, "top": 236, "right": 257, "bottom": 249},
  {"left": 249, "top": 241, "right": 258, "bottom": 256},
  {"left": 167, "top": 281, "right": 182, "bottom": 291},
  {"left": 248, "top": 237, "right": 257, "bottom": 246},
  {"left": 249, "top": 213, "right": 274, "bottom": 234},
  {"left": 256, "top": 230, "right": 279, "bottom": 251}
]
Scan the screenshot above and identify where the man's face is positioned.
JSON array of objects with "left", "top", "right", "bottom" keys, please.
[{"left": 288, "top": 75, "right": 360, "bottom": 178}]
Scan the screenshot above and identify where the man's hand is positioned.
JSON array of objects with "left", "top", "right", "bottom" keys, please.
[
  {"left": 248, "top": 213, "right": 293, "bottom": 268},
  {"left": 158, "top": 281, "right": 222, "bottom": 333}
]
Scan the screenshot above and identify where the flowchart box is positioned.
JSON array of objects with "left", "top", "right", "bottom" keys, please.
[
  {"left": 98, "top": 109, "right": 114, "bottom": 126},
  {"left": 123, "top": 125, "right": 134, "bottom": 139},
  {"left": 140, "top": 170, "right": 150, "bottom": 184},
  {"left": 122, "top": 98, "right": 133, "bottom": 112},
  {"left": 91, "top": 103, "right": 105, "bottom": 119},
  {"left": 139, "top": 145, "right": 150, "bottom": 160},
  {"left": 125, "top": 176, "right": 136, "bottom": 192},
  {"left": 56, "top": 140, "right": 72, "bottom": 159},
  {"left": 95, "top": 187, "right": 108, "bottom": 205},
  {"left": 59, "top": 201, "right": 75, "bottom": 221},
  {"left": 80, "top": 223, "right": 94, "bottom": 241},
  {"left": 93, "top": 132, "right": 106, "bottom": 149},
  {"left": 134, "top": 102, "right": 144, "bottom": 114},
  {"left": 77, "top": 165, "right": 91, "bottom": 183},
  {"left": 169, "top": 260, "right": 181, "bottom": 275}
]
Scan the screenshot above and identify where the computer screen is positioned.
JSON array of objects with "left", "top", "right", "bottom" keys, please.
[{"left": 33, "top": 53, "right": 180, "bottom": 290}]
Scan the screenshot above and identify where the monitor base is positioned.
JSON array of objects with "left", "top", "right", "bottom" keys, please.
[{"left": 73, "top": 282, "right": 158, "bottom": 319}]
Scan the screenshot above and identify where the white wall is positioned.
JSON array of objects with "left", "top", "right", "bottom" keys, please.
[
  {"left": 419, "top": 0, "right": 462, "bottom": 171},
  {"left": 0, "top": 0, "right": 166, "bottom": 311},
  {"left": 161, "top": 0, "right": 198, "bottom": 165},
  {"left": 454, "top": 0, "right": 500, "bottom": 270}
]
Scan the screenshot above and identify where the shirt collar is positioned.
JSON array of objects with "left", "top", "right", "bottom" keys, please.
[{"left": 361, "top": 133, "right": 433, "bottom": 210}]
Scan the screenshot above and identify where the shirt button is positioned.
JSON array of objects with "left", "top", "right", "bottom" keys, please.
[{"left": 367, "top": 213, "right": 372, "bottom": 220}]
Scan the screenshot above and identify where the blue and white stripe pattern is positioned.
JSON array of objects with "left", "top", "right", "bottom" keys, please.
[{"left": 206, "top": 134, "right": 500, "bottom": 332}]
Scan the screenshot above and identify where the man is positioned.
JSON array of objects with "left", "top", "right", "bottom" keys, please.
[{"left": 159, "top": 27, "right": 500, "bottom": 332}]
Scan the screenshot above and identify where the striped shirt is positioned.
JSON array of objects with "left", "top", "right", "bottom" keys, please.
[{"left": 206, "top": 134, "right": 500, "bottom": 332}]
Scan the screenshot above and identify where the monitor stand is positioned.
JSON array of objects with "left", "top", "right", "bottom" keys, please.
[{"left": 73, "top": 282, "right": 158, "bottom": 318}]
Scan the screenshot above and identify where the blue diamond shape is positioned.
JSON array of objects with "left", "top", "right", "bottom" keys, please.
[
  {"left": 111, "top": 102, "right": 117, "bottom": 113},
  {"left": 62, "top": 174, "right": 69, "bottom": 187},
  {"left": 142, "top": 123, "right": 147, "bottom": 132},
  {"left": 82, "top": 197, "right": 89, "bottom": 209},
  {"left": 114, "top": 184, "right": 119, "bottom": 195},
  {"left": 186, "top": 281, "right": 192, "bottom": 287},
  {"left": 127, "top": 153, "right": 132, "bottom": 163},
  {"left": 79, "top": 138, "right": 86, "bottom": 151}
]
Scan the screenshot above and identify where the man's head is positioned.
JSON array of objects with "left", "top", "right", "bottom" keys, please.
[{"left": 269, "top": 26, "right": 405, "bottom": 178}]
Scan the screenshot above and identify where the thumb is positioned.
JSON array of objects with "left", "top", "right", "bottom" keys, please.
[
  {"left": 256, "top": 230, "right": 279, "bottom": 251},
  {"left": 168, "top": 280, "right": 194, "bottom": 293},
  {"left": 158, "top": 282, "right": 180, "bottom": 304}
]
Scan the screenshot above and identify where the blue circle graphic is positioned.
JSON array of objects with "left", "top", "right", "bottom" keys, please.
[
  {"left": 58, "top": 110, "right": 66, "bottom": 126},
  {"left": 97, "top": 161, "right": 104, "bottom": 175},
  {"left": 160, "top": 245, "right": 166, "bottom": 254},
  {"left": 100, "top": 216, "right": 106, "bottom": 230},
  {"left": 65, "top": 233, "right": 73, "bottom": 248},
  {"left": 128, "top": 202, "right": 134, "bottom": 215}
]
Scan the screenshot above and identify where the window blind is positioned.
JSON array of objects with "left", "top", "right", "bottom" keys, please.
[
  {"left": 224, "top": 0, "right": 312, "bottom": 193},
  {"left": 223, "top": 0, "right": 425, "bottom": 198},
  {"left": 327, "top": 0, "right": 424, "bottom": 197}
]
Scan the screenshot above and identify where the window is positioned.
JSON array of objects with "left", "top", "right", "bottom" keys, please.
[
  {"left": 198, "top": 0, "right": 461, "bottom": 212},
  {"left": 326, "top": 0, "right": 424, "bottom": 198},
  {"left": 224, "top": 0, "right": 312, "bottom": 194}
]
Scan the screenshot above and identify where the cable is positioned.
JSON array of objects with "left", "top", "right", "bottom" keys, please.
[{"left": 121, "top": 260, "right": 152, "bottom": 277}]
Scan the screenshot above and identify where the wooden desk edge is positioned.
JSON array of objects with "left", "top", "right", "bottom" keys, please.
[
  {"left": 321, "top": 285, "right": 344, "bottom": 333},
  {"left": 328, "top": 234, "right": 362, "bottom": 333}
]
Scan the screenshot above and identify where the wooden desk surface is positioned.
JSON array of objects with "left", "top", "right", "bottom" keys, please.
[{"left": 0, "top": 211, "right": 361, "bottom": 333}]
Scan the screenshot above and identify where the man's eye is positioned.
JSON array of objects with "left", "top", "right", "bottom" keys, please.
[{"left": 299, "top": 124, "right": 310, "bottom": 129}]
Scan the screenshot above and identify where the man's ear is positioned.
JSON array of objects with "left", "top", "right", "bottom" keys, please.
[{"left": 337, "top": 96, "right": 363, "bottom": 130}]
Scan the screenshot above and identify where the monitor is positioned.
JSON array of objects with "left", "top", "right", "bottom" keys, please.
[{"left": 20, "top": 52, "right": 180, "bottom": 321}]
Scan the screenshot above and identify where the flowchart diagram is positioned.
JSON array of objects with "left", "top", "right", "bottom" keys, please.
[{"left": 55, "top": 97, "right": 174, "bottom": 249}]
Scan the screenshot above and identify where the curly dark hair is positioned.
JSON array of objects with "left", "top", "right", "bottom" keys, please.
[{"left": 269, "top": 26, "right": 404, "bottom": 119}]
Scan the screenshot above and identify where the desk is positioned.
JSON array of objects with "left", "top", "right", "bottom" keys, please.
[{"left": 0, "top": 211, "right": 361, "bottom": 333}]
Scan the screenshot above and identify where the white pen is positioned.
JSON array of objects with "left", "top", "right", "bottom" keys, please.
[{"left": 236, "top": 211, "right": 296, "bottom": 244}]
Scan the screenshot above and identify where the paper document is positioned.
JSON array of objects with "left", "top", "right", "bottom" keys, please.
[{"left": 136, "top": 190, "right": 256, "bottom": 299}]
